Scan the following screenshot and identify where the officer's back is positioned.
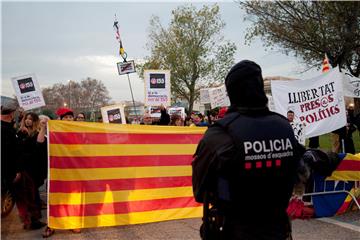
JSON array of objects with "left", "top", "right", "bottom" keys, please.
[{"left": 192, "top": 60, "right": 304, "bottom": 240}]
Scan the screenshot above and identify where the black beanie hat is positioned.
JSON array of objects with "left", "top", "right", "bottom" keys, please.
[{"left": 225, "top": 60, "right": 268, "bottom": 108}]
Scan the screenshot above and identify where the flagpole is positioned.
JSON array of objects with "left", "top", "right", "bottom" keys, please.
[
  {"left": 114, "top": 15, "right": 139, "bottom": 123},
  {"left": 126, "top": 73, "right": 139, "bottom": 123}
]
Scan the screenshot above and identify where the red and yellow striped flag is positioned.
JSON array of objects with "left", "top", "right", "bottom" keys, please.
[
  {"left": 322, "top": 54, "right": 330, "bottom": 73},
  {"left": 326, "top": 153, "right": 360, "bottom": 181},
  {"left": 48, "top": 121, "right": 206, "bottom": 229}
]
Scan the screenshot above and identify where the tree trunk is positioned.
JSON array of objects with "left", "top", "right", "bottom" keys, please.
[{"left": 188, "top": 90, "right": 195, "bottom": 115}]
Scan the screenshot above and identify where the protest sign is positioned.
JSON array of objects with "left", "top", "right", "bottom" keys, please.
[
  {"left": 290, "top": 121, "right": 306, "bottom": 146},
  {"left": 199, "top": 88, "right": 210, "bottom": 104},
  {"left": 144, "top": 70, "right": 171, "bottom": 106},
  {"left": 168, "top": 107, "right": 186, "bottom": 119},
  {"left": 266, "top": 94, "right": 275, "bottom": 112},
  {"left": 11, "top": 74, "right": 45, "bottom": 110},
  {"left": 101, "top": 104, "right": 126, "bottom": 124},
  {"left": 341, "top": 70, "right": 360, "bottom": 98},
  {"left": 271, "top": 67, "right": 346, "bottom": 138},
  {"left": 208, "top": 85, "right": 230, "bottom": 109},
  {"left": 117, "top": 60, "right": 136, "bottom": 75},
  {"left": 149, "top": 106, "right": 162, "bottom": 118}
]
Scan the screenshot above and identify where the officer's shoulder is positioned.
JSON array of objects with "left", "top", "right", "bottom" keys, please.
[
  {"left": 214, "top": 112, "right": 240, "bottom": 128},
  {"left": 202, "top": 112, "right": 239, "bottom": 141},
  {"left": 201, "top": 115, "right": 237, "bottom": 143}
]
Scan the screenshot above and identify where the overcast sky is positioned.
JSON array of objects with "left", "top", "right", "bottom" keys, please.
[{"left": 1, "top": 1, "right": 320, "bottom": 103}]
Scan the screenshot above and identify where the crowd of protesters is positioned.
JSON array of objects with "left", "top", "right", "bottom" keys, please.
[
  {"left": 0, "top": 102, "right": 85, "bottom": 238},
  {"left": 139, "top": 104, "right": 229, "bottom": 127},
  {"left": 1, "top": 96, "right": 358, "bottom": 238}
]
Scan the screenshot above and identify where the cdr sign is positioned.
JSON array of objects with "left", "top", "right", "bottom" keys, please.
[{"left": 117, "top": 60, "right": 136, "bottom": 75}]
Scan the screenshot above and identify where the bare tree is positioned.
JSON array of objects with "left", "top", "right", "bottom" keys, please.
[{"left": 42, "top": 77, "right": 111, "bottom": 114}]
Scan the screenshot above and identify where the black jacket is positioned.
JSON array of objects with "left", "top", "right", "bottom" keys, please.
[
  {"left": 159, "top": 109, "right": 170, "bottom": 126},
  {"left": 1, "top": 121, "right": 20, "bottom": 187},
  {"left": 17, "top": 131, "right": 48, "bottom": 187},
  {"left": 192, "top": 109, "right": 305, "bottom": 239}
]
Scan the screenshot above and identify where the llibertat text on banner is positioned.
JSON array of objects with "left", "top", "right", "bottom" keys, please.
[
  {"left": 271, "top": 67, "right": 346, "bottom": 138},
  {"left": 144, "top": 70, "right": 171, "bottom": 107}
]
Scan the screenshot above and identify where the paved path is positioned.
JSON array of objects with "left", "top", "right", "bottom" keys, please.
[{"left": 2, "top": 207, "right": 359, "bottom": 240}]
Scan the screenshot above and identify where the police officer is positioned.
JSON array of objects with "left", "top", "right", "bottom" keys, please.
[{"left": 192, "top": 60, "right": 338, "bottom": 240}]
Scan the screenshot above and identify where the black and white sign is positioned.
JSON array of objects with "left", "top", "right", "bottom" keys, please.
[
  {"left": 18, "top": 77, "right": 35, "bottom": 93},
  {"left": 117, "top": 60, "right": 136, "bottom": 75},
  {"left": 107, "top": 108, "right": 122, "bottom": 123},
  {"left": 11, "top": 74, "right": 45, "bottom": 111},
  {"left": 150, "top": 74, "right": 166, "bottom": 89},
  {"left": 101, "top": 104, "right": 126, "bottom": 124},
  {"left": 144, "top": 70, "right": 171, "bottom": 106}
]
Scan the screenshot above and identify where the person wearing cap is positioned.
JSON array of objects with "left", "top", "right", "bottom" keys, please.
[
  {"left": 56, "top": 107, "right": 74, "bottom": 121},
  {"left": 1, "top": 100, "right": 21, "bottom": 216},
  {"left": 192, "top": 60, "right": 339, "bottom": 239},
  {"left": 217, "top": 107, "right": 228, "bottom": 120}
]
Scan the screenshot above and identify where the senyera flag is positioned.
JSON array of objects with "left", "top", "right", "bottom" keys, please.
[
  {"left": 327, "top": 153, "right": 360, "bottom": 181},
  {"left": 47, "top": 121, "right": 205, "bottom": 229}
]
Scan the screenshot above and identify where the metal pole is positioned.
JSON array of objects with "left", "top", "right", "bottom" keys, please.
[
  {"left": 341, "top": 139, "right": 345, "bottom": 153},
  {"left": 127, "top": 73, "right": 138, "bottom": 123},
  {"left": 68, "top": 80, "right": 71, "bottom": 109}
]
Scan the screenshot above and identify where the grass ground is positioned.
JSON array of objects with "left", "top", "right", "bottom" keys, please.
[{"left": 306, "top": 132, "right": 360, "bottom": 153}]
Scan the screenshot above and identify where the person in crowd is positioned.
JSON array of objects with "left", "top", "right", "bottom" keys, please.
[
  {"left": 217, "top": 107, "right": 228, "bottom": 120},
  {"left": 192, "top": 60, "right": 339, "bottom": 240},
  {"left": 184, "top": 116, "right": 195, "bottom": 127},
  {"left": 15, "top": 112, "right": 47, "bottom": 230},
  {"left": 193, "top": 113, "right": 208, "bottom": 127},
  {"left": 43, "top": 107, "right": 80, "bottom": 238},
  {"left": 332, "top": 109, "right": 357, "bottom": 154},
  {"left": 308, "top": 136, "right": 320, "bottom": 149},
  {"left": 159, "top": 104, "right": 170, "bottom": 125},
  {"left": 56, "top": 107, "right": 74, "bottom": 121},
  {"left": 170, "top": 114, "right": 183, "bottom": 126},
  {"left": 206, "top": 111, "right": 213, "bottom": 126},
  {"left": 75, "top": 112, "right": 86, "bottom": 121},
  {"left": 1, "top": 100, "right": 21, "bottom": 219},
  {"left": 344, "top": 109, "right": 356, "bottom": 153},
  {"left": 142, "top": 112, "right": 153, "bottom": 125}
]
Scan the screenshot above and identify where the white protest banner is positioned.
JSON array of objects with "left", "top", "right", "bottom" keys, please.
[
  {"left": 101, "top": 104, "right": 126, "bottom": 124},
  {"left": 266, "top": 94, "right": 275, "bottom": 112},
  {"left": 144, "top": 70, "right": 171, "bottom": 106},
  {"left": 208, "top": 85, "right": 230, "bottom": 109},
  {"left": 290, "top": 121, "right": 306, "bottom": 146},
  {"left": 271, "top": 67, "right": 346, "bottom": 138},
  {"left": 199, "top": 88, "right": 210, "bottom": 104},
  {"left": 11, "top": 74, "right": 45, "bottom": 111},
  {"left": 341, "top": 70, "right": 360, "bottom": 98}
]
